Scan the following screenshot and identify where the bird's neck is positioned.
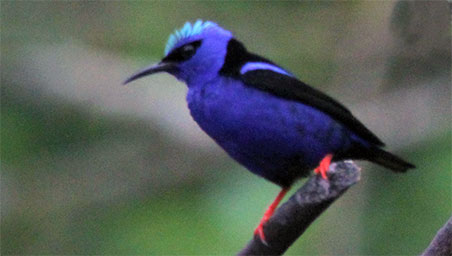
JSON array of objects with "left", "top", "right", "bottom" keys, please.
[{"left": 183, "top": 58, "right": 224, "bottom": 87}]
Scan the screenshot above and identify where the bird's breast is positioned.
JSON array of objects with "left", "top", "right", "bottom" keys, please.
[
  {"left": 187, "top": 76, "right": 349, "bottom": 158},
  {"left": 186, "top": 76, "right": 353, "bottom": 187},
  {"left": 187, "top": 77, "right": 294, "bottom": 149}
]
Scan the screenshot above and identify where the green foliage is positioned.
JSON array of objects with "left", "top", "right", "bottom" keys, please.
[
  {"left": 1, "top": 86, "right": 111, "bottom": 167},
  {"left": 2, "top": 1, "right": 450, "bottom": 254}
]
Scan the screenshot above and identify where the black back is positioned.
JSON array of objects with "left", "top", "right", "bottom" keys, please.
[{"left": 219, "top": 39, "right": 384, "bottom": 146}]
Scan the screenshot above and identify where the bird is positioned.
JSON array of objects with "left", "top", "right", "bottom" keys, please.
[{"left": 124, "top": 20, "right": 415, "bottom": 243}]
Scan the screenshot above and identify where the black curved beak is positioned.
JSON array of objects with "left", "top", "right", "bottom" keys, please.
[{"left": 123, "top": 62, "right": 177, "bottom": 85}]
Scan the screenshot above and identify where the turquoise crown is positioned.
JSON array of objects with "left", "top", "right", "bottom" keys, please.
[{"left": 164, "top": 20, "right": 217, "bottom": 56}]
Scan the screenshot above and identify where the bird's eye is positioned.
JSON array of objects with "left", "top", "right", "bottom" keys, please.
[
  {"left": 162, "top": 40, "right": 201, "bottom": 63},
  {"left": 181, "top": 44, "right": 196, "bottom": 58}
]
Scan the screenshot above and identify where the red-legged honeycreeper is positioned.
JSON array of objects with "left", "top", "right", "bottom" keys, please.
[{"left": 124, "top": 20, "right": 415, "bottom": 243}]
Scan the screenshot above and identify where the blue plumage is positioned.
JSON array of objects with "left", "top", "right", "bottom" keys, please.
[
  {"left": 124, "top": 20, "right": 414, "bottom": 241},
  {"left": 165, "top": 20, "right": 217, "bottom": 55},
  {"left": 186, "top": 74, "right": 355, "bottom": 185}
]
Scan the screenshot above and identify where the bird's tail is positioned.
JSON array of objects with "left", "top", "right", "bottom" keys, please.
[{"left": 366, "top": 147, "right": 415, "bottom": 172}]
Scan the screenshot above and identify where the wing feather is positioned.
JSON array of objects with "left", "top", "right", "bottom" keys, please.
[{"left": 241, "top": 69, "right": 384, "bottom": 146}]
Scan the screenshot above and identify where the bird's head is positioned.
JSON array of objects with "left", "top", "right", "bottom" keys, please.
[{"left": 124, "top": 20, "right": 233, "bottom": 85}]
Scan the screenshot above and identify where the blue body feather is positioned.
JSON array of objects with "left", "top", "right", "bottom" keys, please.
[
  {"left": 187, "top": 75, "right": 362, "bottom": 185},
  {"left": 167, "top": 21, "right": 369, "bottom": 186},
  {"left": 126, "top": 20, "right": 414, "bottom": 187}
]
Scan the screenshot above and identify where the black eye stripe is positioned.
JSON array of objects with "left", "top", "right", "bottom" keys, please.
[{"left": 163, "top": 40, "right": 202, "bottom": 62}]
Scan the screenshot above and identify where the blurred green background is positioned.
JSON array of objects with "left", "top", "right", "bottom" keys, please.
[{"left": 2, "top": 1, "right": 451, "bottom": 255}]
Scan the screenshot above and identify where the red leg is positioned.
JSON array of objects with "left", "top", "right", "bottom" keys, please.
[
  {"left": 254, "top": 188, "right": 289, "bottom": 244},
  {"left": 314, "top": 154, "right": 333, "bottom": 180}
]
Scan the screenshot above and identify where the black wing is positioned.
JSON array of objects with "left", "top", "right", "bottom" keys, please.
[
  {"left": 241, "top": 69, "right": 384, "bottom": 146},
  {"left": 218, "top": 38, "right": 384, "bottom": 146}
]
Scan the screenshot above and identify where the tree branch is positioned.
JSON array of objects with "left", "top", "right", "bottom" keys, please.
[
  {"left": 238, "top": 161, "right": 361, "bottom": 255},
  {"left": 421, "top": 216, "right": 452, "bottom": 256}
]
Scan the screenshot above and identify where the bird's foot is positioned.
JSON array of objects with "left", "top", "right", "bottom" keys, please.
[
  {"left": 314, "top": 154, "right": 333, "bottom": 180},
  {"left": 254, "top": 216, "right": 269, "bottom": 246},
  {"left": 253, "top": 188, "right": 288, "bottom": 245}
]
